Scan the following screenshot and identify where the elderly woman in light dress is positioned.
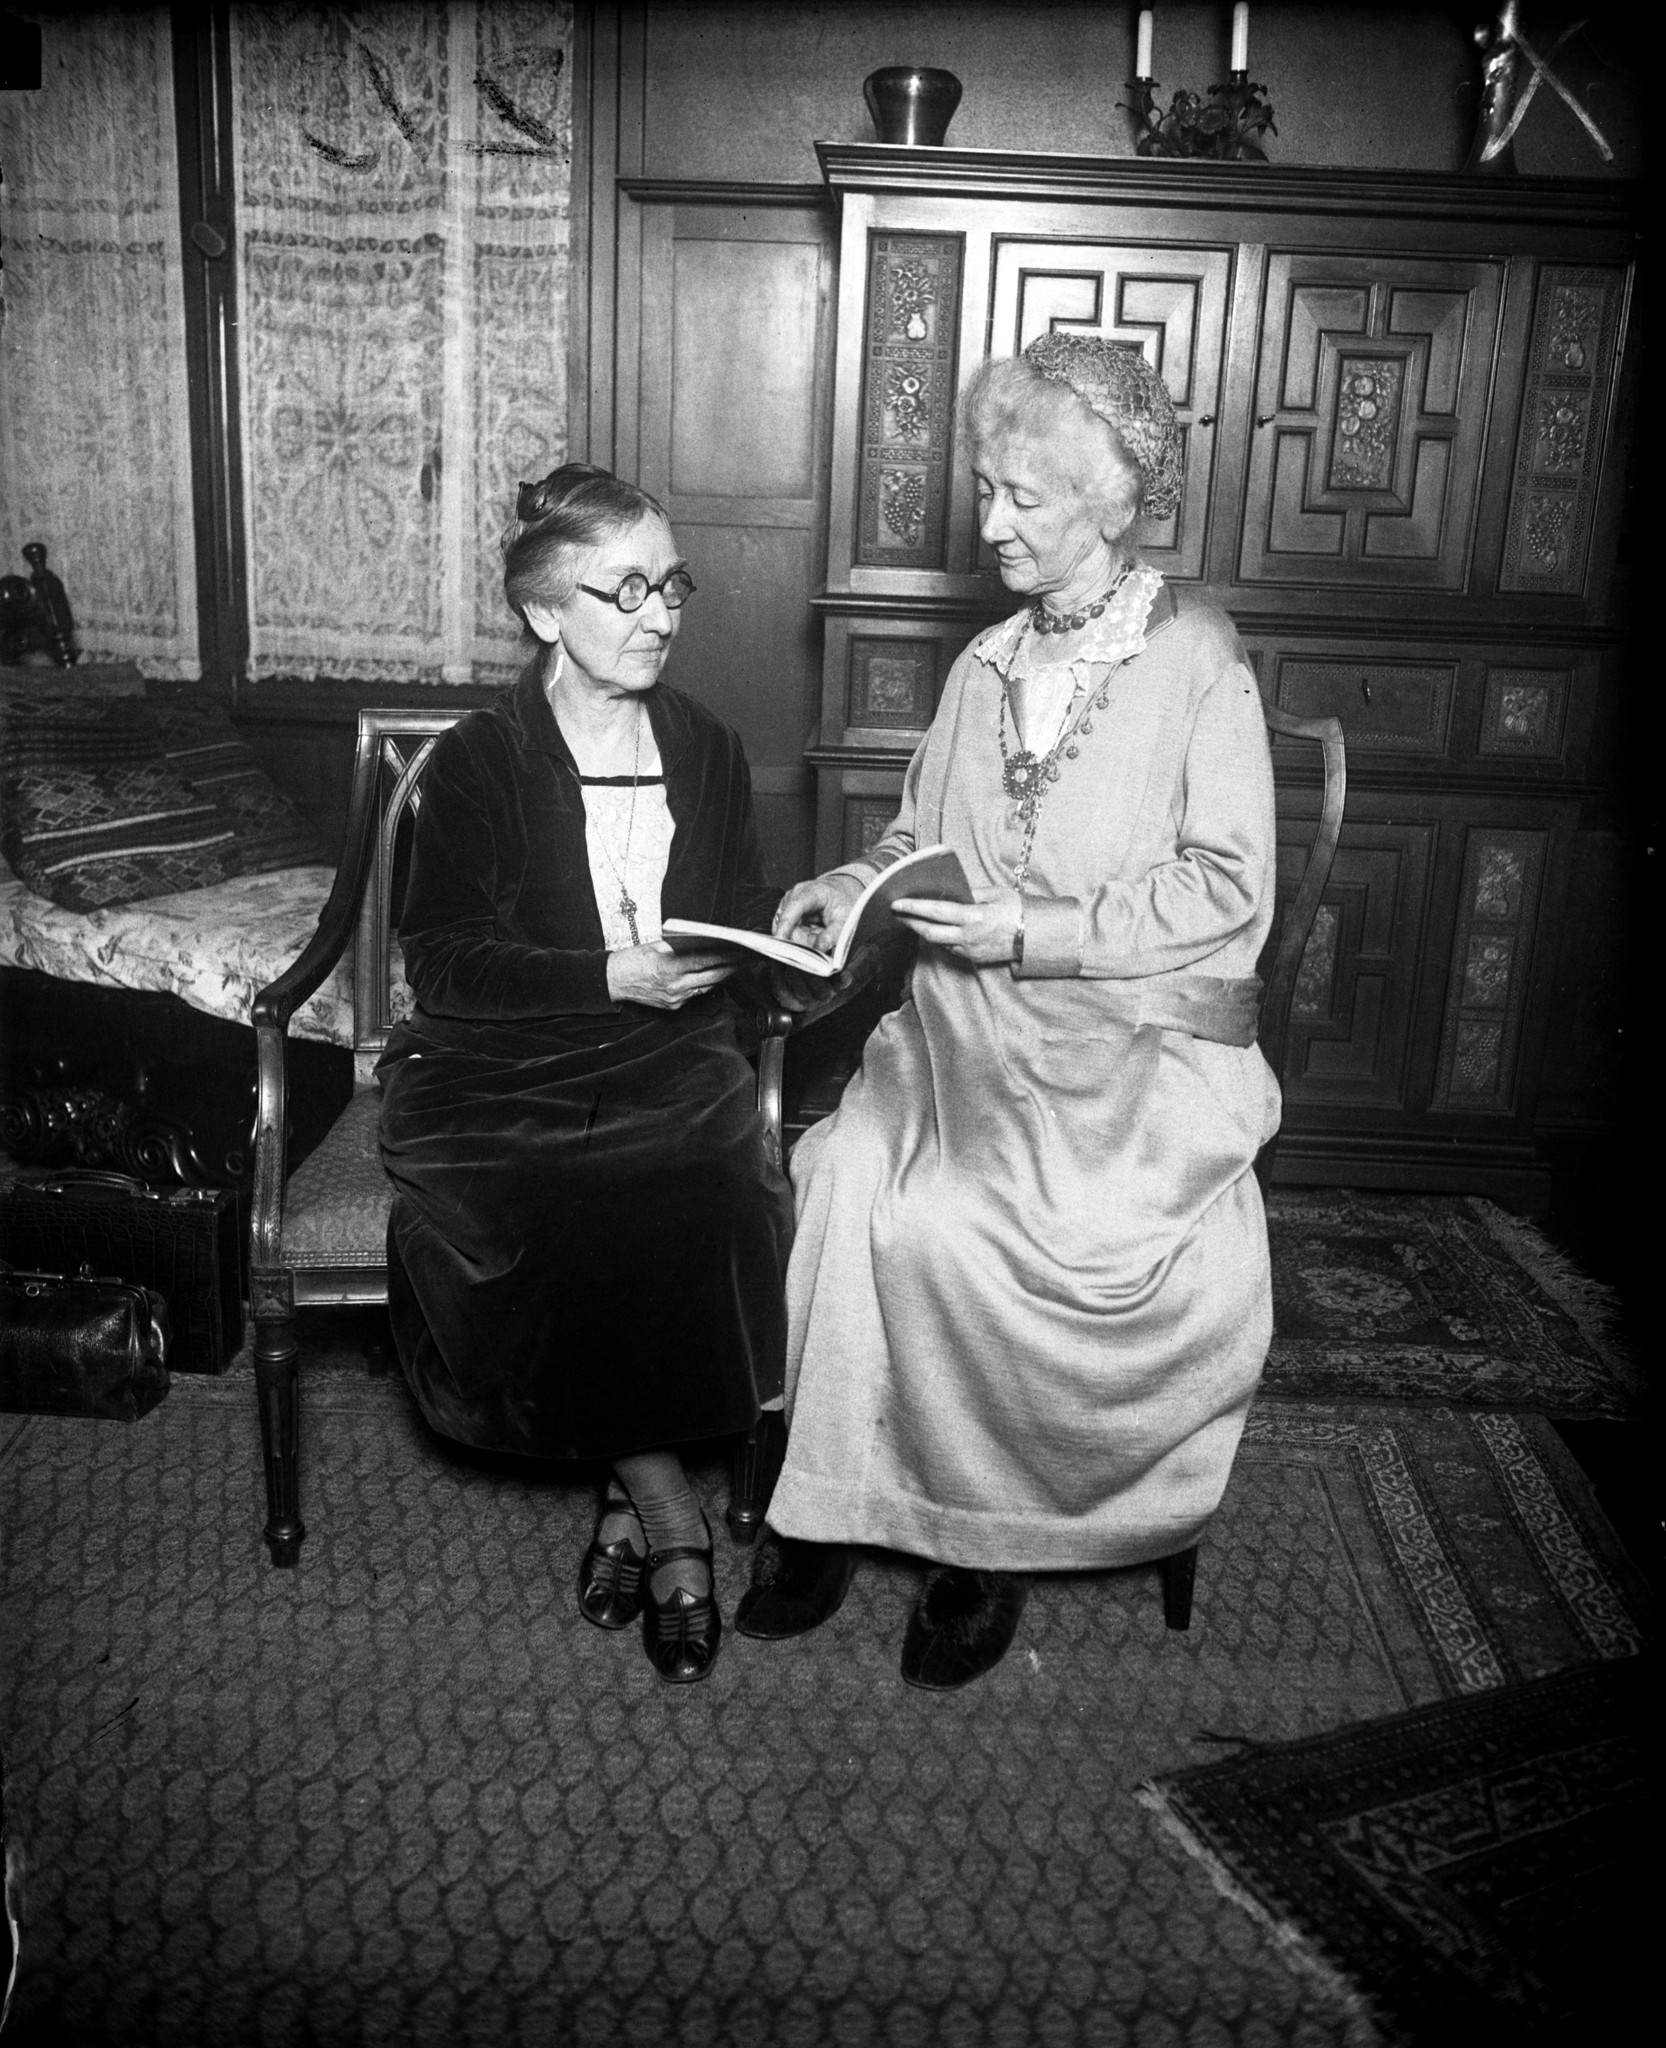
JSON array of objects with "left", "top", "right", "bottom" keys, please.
[{"left": 739, "top": 333, "right": 1280, "bottom": 1688}]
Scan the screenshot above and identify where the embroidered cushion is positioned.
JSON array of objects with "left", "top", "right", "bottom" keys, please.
[
  {"left": 0, "top": 697, "right": 241, "bottom": 911},
  {"left": 149, "top": 699, "right": 328, "bottom": 873}
]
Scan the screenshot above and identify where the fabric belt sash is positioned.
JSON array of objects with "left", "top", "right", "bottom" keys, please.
[{"left": 1089, "top": 974, "right": 1262, "bottom": 1046}]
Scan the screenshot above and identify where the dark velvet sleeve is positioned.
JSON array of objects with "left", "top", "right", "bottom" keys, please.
[
  {"left": 400, "top": 730, "right": 615, "bottom": 1019},
  {"left": 729, "top": 746, "right": 782, "bottom": 934}
]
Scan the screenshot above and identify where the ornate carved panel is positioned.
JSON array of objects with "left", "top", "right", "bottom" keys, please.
[
  {"left": 1274, "top": 657, "right": 1455, "bottom": 755},
  {"left": 1434, "top": 829, "right": 1546, "bottom": 1113},
  {"left": 847, "top": 637, "right": 939, "bottom": 732},
  {"left": 807, "top": 150, "right": 1632, "bottom": 1193},
  {"left": 0, "top": 1083, "right": 219, "bottom": 1188},
  {"left": 1240, "top": 255, "right": 1503, "bottom": 590},
  {"left": 1275, "top": 819, "right": 1433, "bottom": 1109},
  {"left": 843, "top": 794, "right": 901, "bottom": 861},
  {"left": 1499, "top": 266, "right": 1626, "bottom": 595},
  {"left": 855, "top": 233, "right": 964, "bottom": 568},
  {"left": 985, "top": 240, "right": 1231, "bottom": 581},
  {"left": 1477, "top": 668, "right": 1571, "bottom": 759}
]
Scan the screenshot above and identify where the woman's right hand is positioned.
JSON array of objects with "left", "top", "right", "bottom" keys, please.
[
  {"left": 606, "top": 942, "right": 736, "bottom": 1010},
  {"left": 772, "top": 874, "right": 864, "bottom": 956}
]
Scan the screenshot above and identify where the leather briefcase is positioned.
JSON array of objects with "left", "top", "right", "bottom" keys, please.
[
  {"left": 0, "top": 1170, "right": 240, "bottom": 1373},
  {"left": 0, "top": 1260, "right": 171, "bottom": 1420}
]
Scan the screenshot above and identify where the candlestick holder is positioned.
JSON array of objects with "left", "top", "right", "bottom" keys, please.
[{"left": 1120, "top": 71, "right": 1277, "bottom": 160}]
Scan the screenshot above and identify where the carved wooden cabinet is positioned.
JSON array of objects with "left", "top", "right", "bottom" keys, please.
[{"left": 806, "top": 147, "right": 1636, "bottom": 1205}]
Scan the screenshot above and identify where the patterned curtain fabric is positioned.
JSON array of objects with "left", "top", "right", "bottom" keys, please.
[
  {"left": 0, "top": 8, "right": 201, "bottom": 679},
  {"left": 231, "top": 1, "right": 571, "bottom": 685}
]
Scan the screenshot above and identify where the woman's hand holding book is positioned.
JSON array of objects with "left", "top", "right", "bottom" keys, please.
[{"left": 772, "top": 874, "right": 865, "bottom": 956}]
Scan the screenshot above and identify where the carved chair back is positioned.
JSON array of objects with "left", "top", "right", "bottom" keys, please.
[
  {"left": 1258, "top": 705, "right": 1348, "bottom": 1080},
  {"left": 346, "top": 713, "right": 461, "bottom": 1067}
]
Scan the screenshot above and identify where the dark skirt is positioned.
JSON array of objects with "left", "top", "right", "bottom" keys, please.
[{"left": 378, "top": 1005, "right": 792, "bottom": 1461}]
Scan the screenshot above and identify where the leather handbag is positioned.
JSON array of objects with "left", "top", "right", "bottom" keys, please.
[
  {"left": 0, "top": 1259, "right": 171, "bottom": 1420},
  {"left": 0, "top": 1169, "right": 240, "bottom": 1372}
]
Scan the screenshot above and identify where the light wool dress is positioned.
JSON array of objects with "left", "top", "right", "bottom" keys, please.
[{"left": 769, "top": 574, "right": 1281, "bottom": 1571}]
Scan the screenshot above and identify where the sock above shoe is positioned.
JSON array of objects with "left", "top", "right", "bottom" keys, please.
[{"left": 613, "top": 1452, "right": 711, "bottom": 1601}]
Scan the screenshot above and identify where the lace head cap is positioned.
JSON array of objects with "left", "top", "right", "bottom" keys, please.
[{"left": 1021, "top": 334, "right": 1183, "bottom": 521}]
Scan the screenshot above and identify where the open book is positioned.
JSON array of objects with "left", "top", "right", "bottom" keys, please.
[{"left": 662, "top": 843, "right": 974, "bottom": 979}]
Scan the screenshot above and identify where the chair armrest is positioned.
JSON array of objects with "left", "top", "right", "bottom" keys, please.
[
  {"left": 249, "top": 1019, "right": 292, "bottom": 1270},
  {"left": 751, "top": 939, "right": 903, "bottom": 1171},
  {"left": 248, "top": 739, "right": 385, "bottom": 1270},
  {"left": 251, "top": 767, "right": 382, "bottom": 1034}
]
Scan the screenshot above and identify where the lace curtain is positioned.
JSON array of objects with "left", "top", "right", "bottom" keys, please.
[
  {"left": 0, "top": 8, "right": 201, "bottom": 678},
  {"left": 230, "top": 1, "right": 571, "bottom": 685}
]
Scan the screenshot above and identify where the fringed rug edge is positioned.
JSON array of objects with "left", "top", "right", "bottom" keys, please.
[
  {"left": 1465, "top": 1197, "right": 1637, "bottom": 1383},
  {"left": 1132, "top": 1780, "right": 1396, "bottom": 2048}
]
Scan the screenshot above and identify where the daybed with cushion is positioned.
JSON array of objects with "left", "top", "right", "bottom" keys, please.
[{"left": 0, "top": 668, "right": 352, "bottom": 1189}]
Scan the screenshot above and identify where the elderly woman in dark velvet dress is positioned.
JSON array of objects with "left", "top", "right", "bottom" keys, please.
[{"left": 378, "top": 463, "right": 791, "bottom": 1684}]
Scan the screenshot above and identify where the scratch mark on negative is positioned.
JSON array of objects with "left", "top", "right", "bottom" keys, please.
[{"left": 90, "top": 1698, "right": 139, "bottom": 1742}]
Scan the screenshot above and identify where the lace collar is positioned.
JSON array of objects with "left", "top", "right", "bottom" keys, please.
[{"left": 974, "top": 564, "right": 1165, "bottom": 687}]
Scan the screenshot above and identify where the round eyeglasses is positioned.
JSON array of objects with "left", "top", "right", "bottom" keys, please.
[{"left": 578, "top": 568, "right": 697, "bottom": 614}]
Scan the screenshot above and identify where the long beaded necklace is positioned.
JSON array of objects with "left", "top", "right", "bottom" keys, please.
[
  {"left": 998, "top": 660, "right": 1127, "bottom": 894},
  {"left": 585, "top": 705, "right": 645, "bottom": 945},
  {"left": 998, "top": 562, "right": 1137, "bottom": 892}
]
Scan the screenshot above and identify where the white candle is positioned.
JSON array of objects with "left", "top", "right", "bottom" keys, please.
[
  {"left": 1231, "top": 2, "right": 1249, "bottom": 73},
  {"left": 1136, "top": 8, "right": 1153, "bottom": 78}
]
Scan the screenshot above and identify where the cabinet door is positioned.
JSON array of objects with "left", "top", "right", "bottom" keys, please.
[
  {"left": 627, "top": 198, "right": 836, "bottom": 882},
  {"left": 986, "top": 239, "right": 1232, "bottom": 583},
  {"left": 1497, "top": 263, "right": 1630, "bottom": 600},
  {"left": 1239, "top": 253, "right": 1504, "bottom": 593}
]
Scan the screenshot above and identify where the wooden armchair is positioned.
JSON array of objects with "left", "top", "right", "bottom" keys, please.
[
  {"left": 1252, "top": 705, "right": 1348, "bottom": 1191},
  {"left": 247, "top": 710, "right": 808, "bottom": 1567},
  {"left": 250, "top": 712, "right": 454, "bottom": 1564},
  {"left": 1163, "top": 701, "right": 1346, "bottom": 1627}
]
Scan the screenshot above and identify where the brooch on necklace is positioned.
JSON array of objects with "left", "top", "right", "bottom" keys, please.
[
  {"left": 1030, "top": 561, "right": 1133, "bottom": 636},
  {"left": 1003, "top": 750, "right": 1045, "bottom": 798}
]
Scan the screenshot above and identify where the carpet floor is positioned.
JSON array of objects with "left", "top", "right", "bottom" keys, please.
[
  {"left": 1261, "top": 1192, "right": 1634, "bottom": 1415},
  {"left": 1139, "top": 1656, "right": 1653, "bottom": 2047},
  {"left": 0, "top": 1356, "right": 1649, "bottom": 2046}
]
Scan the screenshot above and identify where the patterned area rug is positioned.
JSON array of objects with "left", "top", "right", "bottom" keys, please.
[
  {"left": 1263, "top": 1192, "right": 1635, "bottom": 1415},
  {"left": 1138, "top": 1657, "right": 1652, "bottom": 2047},
  {"left": 0, "top": 1375, "right": 1648, "bottom": 2047}
]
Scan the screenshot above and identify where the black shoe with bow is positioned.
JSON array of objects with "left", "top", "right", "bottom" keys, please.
[
  {"left": 734, "top": 1529, "right": 856, "bottom": 1640},
  {"left": 900, "top": 1566, "right": 1030, "bottom": 1690},
  {"left": 577, "top": 1489, "right": 647, "bottom": 1630},
  {"left": 641, "top": 1539, "right": 722, "bottom": 1683}
]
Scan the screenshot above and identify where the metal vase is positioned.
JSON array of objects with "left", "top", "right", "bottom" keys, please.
[{"left": 862, "top": 67, "right": 963, "bottom": 148}]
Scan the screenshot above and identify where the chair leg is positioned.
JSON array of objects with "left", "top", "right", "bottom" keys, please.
[
  {"left": 1160, "top": 1544, "right": 1198, "bottom": 1630},
  {"left": 253, "top": 1294, "right": 305, "bottom": 1567},
  {"left": 726, "top": 1410, "right": 788, "bottom": 1545},
  {"left": 364, "top": 1312, "right": 392, "bottom": 1378}
]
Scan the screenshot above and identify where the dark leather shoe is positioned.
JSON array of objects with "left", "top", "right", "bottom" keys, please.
[
  {"left": 900, "top": 1567, "right": 1030, "bottom": 1690},
  {"left": 642, "top": 1542, "right": 722, "bottom": 1683},
  {"left": 734, "top": 1531, "right": 856, "bottom": 1640},
  {"left": 577, "top": 1491, "right": 647, "bottom": 1630}
]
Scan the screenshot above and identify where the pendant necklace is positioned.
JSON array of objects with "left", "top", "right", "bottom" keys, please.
[
  {"left": 998, "top": 659, "right": 1127, "bottom": 894},
  {"left": 587, "top": 705, "right": 644, "bottom": 945},
  {"left": 999, "top": 562, "right": 1135, "bottom": 889}
]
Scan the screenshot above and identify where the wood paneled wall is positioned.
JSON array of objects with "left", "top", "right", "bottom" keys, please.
[{"left": 615, "top": 186, "right": 836, "bottom": 881}]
